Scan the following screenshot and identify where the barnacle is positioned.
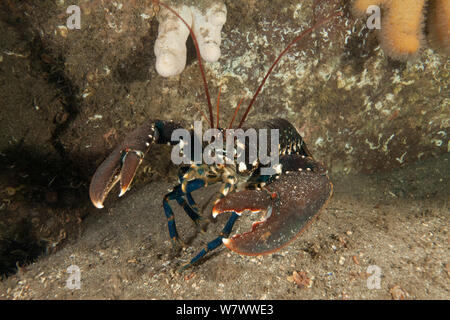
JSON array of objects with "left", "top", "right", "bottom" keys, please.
[
  {"left": 154, "top": 0, "right": 227, "bottom": 77},
  {"left": 352, "top": 0, "right": 449, "bottom": 60}
]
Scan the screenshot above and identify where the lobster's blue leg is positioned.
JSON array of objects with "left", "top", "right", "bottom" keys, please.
[
  {"left": 176, "top": 167, "right": 201, "bottom": 222},
  {"left": 163, "top": 179, "right": 205, "bottom": 245},
  {"left": 174, "top": 190, "right": 203, "bottom": 226},
  {"left": 180, "top": 212, "right": 239, "bottom": 270},
  {"left": 185, "top": 192, "right": 196, "bottom": 206}
]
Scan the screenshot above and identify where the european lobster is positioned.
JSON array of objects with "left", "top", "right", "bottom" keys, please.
[{"left": 89, "top": 1, "right": 338, "bottom": 269}]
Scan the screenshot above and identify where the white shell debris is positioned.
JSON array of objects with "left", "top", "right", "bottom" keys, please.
[{"left": 154, "top": 1, "right": 227, "bottom": 77}]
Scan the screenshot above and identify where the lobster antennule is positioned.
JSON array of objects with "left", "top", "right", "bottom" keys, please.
[
  {"left": 237, "top": 11, "right": 343, "bottom": 129},
  {"left": 228, "top": 96, "right": 244, "bottom": 129},
  {"left": 216, "top": 86, "right": 222, "bottom": 129}
]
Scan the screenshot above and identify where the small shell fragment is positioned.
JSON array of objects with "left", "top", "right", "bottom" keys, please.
[
  {"left": 287, "top": 271, "right": 312, "bottom": 289},
  {"left": 58, "top": 25, "right": 68, "bottom": 38}
]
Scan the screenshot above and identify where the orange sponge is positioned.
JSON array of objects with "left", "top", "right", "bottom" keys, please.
[
  {"left": 379, "top": 0, "right": 426, "bottom": 60},
  {"left": 427, "top": 0, "right": 450, "bottom": 54},
  {"left": 352, "top": 0, "right": 448, "bottom": 60}
]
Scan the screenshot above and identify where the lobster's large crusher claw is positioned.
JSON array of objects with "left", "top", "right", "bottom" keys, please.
[{"left": 213, "top": 155, "right": 333, "bottom": 255}]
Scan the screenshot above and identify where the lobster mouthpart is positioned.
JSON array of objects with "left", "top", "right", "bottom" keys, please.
[
  {"left": 213, "top": 155, "right": 333, "bottom": 255},
  {"left": 89, "top": 123, "right": 158, "bottom": 209}
]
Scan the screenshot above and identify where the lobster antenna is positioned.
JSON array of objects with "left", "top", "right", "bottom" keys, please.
[
  {"left": 193, "top": 102, "right": 211, "bottom": 126},
  {"left": 237, "top": 11, "right": 342, "bottom": 128},
  {"left": 158, "top": 1, "right": 215, "bottom": 128},
  {"left": 228, "top": 96, "right": 245, "bottom": 129},
  {"left": 216, "top": 86, "right": 222, "bottom": 129}
]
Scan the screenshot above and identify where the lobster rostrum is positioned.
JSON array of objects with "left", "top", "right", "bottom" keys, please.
[{"left": 89, "top": 1, "right": 339, "bottom": 269}]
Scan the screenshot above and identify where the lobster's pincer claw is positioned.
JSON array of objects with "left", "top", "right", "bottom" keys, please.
[
  {"left": 118, "top": 149, "right": 145, "bottom": 197},
  {"left": 213, "top": 155, "right": 333, "bottom": 255},
  {"left": 89, "top": 123, "right": 159, "bottom": 209}
]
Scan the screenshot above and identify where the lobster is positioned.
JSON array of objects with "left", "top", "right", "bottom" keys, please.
[{"left": 89, "top": 1, "right": 338, "bottom": 269}]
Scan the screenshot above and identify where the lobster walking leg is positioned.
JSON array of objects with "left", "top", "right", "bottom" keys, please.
[
  {"left": 177, "top": 166, "right": 202, "bottom": 215},
  {"left": 163, "top": 179, "right": 206, "bottom": 246},
  {"left": 181, "top": 212, "right": 240, "bottom": 270}
]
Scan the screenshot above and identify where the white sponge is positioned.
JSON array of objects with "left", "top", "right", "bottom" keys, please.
[
  {"left": 154, "top": 4, "right": 192, "bottom": 77},
  {"left": 192, "top": 2, "right": 227, "bottom": 62},
  {"left": 154, "top": 1, "right": 227, "bottom": 77}
]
